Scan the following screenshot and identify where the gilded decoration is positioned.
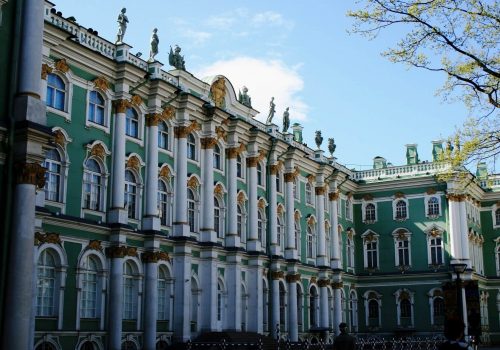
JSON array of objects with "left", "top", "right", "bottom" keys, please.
[
  {"left": 226, "top": 143, "right": 245, "bottom": 159},
  {"left": 35, "top": 232, "right": 62, "bottom": 246},
  {"left": 247, "top": 156, "right": 259, "bottom": 168},
  {"left": 257, "top": 150, "right": 267, "bottom": 162},
  {"left": 41, "top": 63, "right": 53, "bottom": 80},
  {"left": 215, "top": 126, "right": 227, "bottom": 141},
  {"left": 307, "top": 215, "right": 316, "bottom": 226},
  {"left": 364, "top": 232, "right": 377, "bottom": 242},
  {"left": 54, "top": 58, "right": 70, "bottom": 73},
  {"left": 130, "top": 94, "right": 143, "bottom": 106},
  {"left": 396, "top": 229, "right": 408, "bottom": 240},
  {"left": 113, "top": 99, "right": 131, "bottom": 113},
  {"left": 400, "top": 291, "right": 410, "bottom": 300},
  {"left": 161, "top": 106, "right": 175, "bottom": 120},
  {"left": 126, "top": 156, "right": 141, "bottom": 171},
  {"left": 363, "top": 194, "right": 374, "bottom": 201},
  {"left": 159, "top": 166, "right": 171, "bottom": 178},
  {"left": 201, "top": 137, "right": 218, "bottom": 149},
  {"left": 106, "top": 246, "right": 127, "bottom": 259},
  {"left": 258, "top": 198, "right": 266, "bottom": 209},
  {"left": 15, "top": 162, "right": 46, "bottom": 188},
  {"left": 237, "top": 191, "right": 246, "bottom": 204},
  {"left": 318, "top": 279, "right": 330, "bottom": 287},
  {"left": 214, "top": 184, "right": 224, "bottom": 195},
  {"left": 271, "top": 271, "right": 284, "bottom": 280},
  {"left": 394, "top": 191, "right": 405, "bottom": 199},
  {"left": 87, "top": 240, "right": 102, "bottom": 251},
  {"left": 307, "top": 174, "right": 315, "bottom": 183},
  {"left": 328, "top": 191, "right": 340, "bottom": 201},
  {"left": 294, "top": 211, "right": 301, "bottom": 221},
  {"left": 429, "top": 227, "right": 441, "bottom": 237},
  {"left": 331, "top": 281, "right": 344, "bottom": 289},
  {"left": 146, "top": 113, "right": 161, "bottom": 127},
  {"left": 277, "top": 205, "right": 284, "bottom": 215},
  {"left": 90, "top": 143, "right": 106, "bottom": 160},
  {"left": 447, "top": 193, "right": 466, "bottom": 202},
  {"left": 93, "top": 76, "right": 109, "bottom": 92},
  {"left": 187, "top": 176, "right": 200, "bottom": 189},
  {"left": 142, "top": 251, "right": 171, "bottom": 263},
  {"left": 347, "top": 229, "right": 354, "bottom": 240},
  {"left": 210, "top": 77, "right": 226, "bottom": 108},
  {"left": 285, "top": 273, "right": 301, "bottom": 283},
  {"left": 426, "top": 187, "right": 437, "bottom": 195},
  {"left": 284, "top": 172, "right": 297, "bottom": 183},
  {"left": 315, "top": 187, "right": 326, "bottom": 196},
  {"left": 310, "top": 276, "right": 317, "bottom": 284},
  {"left": 270, "top": 161, "right": 283, "bottom": 175},
  {"left": 53, "top": 130, "right": 65, "bottom": 147}
]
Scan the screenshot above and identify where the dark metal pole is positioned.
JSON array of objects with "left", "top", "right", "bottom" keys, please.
[{"left": 456, "top": 270, "right": 463, "bottom": 324}]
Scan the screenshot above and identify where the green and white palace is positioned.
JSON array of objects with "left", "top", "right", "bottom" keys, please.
[{"left": 1, "top": 1, "right": 500, "bottom": 350}]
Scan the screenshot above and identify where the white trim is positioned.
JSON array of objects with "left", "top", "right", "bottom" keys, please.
[
  {"left": 361, "top": 200, "right": 377, "bottom": 224},
  {"left": 84, "top": 87, "right": 112, "bottom": 133},
  {"left": 424, "top": 194, "right": 442, "bottom": 219}
]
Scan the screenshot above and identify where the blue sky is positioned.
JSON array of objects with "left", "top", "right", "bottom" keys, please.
[{"left": 55, "top": 0, "right": 470, "bottom": 169}]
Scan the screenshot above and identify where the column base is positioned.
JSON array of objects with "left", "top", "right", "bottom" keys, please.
[
  {"left": 285, "top": 249, "right": 298, "bottom": 260},
  {"left": 330, "top": 259, "right": 342, "bottom": 269},
  {"left": 173, "top": 223, "right": 190, "bottom": 237},
  {"left": 316, "top": 256, "right": 329, "bottom": 267},
  {"left": 246, "top": 239, "right": 261, "bottom": 252},
  {"left": 108, "top": 208, "right": 128, "bottom": 224},
  {"left": 225, "top": 234, "right": 240, "bottom": 248},
  {"left": 200, "top": 229, "right": 217, "bottom": 243},
  {"left": 142, "top": 216, "right": 160, "bottom": 231}
]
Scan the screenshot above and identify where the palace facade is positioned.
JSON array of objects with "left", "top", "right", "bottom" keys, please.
[{"left": 1, "top": 1, "right": 500, "bottom": 350}]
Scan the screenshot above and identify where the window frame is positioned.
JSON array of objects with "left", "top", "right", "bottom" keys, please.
[
  {"left": 362, "top": 231, "right": 379, "bottom": 270},
  {"left": 46, "top": 72, "right": 70, "bottom": 118},
  {"left": 393, "top": 199, "right": 409, "bottom": 221},
  {"left": 87, "top": 90, "right": 107, "bottom": 128},
  {"left": 362, "top": 201, "right": 377, "bottom": 223},
  {"left": 425, "top": 195, "right": 441, "bottom": 218}
]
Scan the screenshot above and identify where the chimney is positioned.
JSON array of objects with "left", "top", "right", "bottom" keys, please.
[
  {"left": 405, "top": 144, "right": 419, "bottom": 165},
  {"left": 476, "top": 162, "right": 488, "bottom": 179},
  {"left": 431, "top": 140, "right": 443, "bottom": 162},
  {"left": 373, "top": 156, "right": 387, "bottom": 169},
  {"left": 292, "top": 123, "right": 303, "bottom": 143}
]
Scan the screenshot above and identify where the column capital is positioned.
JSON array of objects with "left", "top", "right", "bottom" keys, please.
[
  {"left": 141, "top": 250, "right": 171, "bottom": 263},
  {"left": 15, "top": 162, "right": 46, "bottom": 188},
  {"left": 285, "top": 273, "right": 301, "bottom": 283},
  {"left": 174, "top": 121, "right": 200, "bottom": 138},
  {"left": 315, "top": 186, "right": 326, "bottom": 196},
  {"left": 201, "top": 137, "right": 218, "bottom": 149},
  {"left": 269, "top": 161, "right": 283, "bottom": 175},
  {"left": 105, "top": 246, "right": 138, "bottom": 259},
  {"left": 318, "top": 279, "right": 330, "bottom": 287},
  {"left": 226, "top": 143, "right": 245, "bottom": 159},
  {"left": 447, "top": 193, "right": 466, "bottom": 202},
  {"left": 247, "top": 156, "right": 259, "bottom": 167},
  {"left": 271, "top": 271, "right": 285, "bottom": 280},
  {"left": 113, "top": 99, "right": 131, "bottom": 113},
  {"left": 331, "top": 281, "right": 344, "bottom": 289},
  {"left": 284, "top": 167, "right": 300, "bottom": 183},
  {"left": 328, "top": 191, "right": 340, "bottom": 201},
  {"left": 146, "top": 113, "right": 161, "bottom": 127},
  {"left": 41, "top": 63, "right": 52, "bottom": 80}
]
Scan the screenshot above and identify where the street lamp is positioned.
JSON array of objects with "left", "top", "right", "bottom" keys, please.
[{"left": 450, "top": 263, "right": 467, "bottom": 324}]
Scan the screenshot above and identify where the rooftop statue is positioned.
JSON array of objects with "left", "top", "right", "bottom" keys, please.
[
  {"left": 169, "top": 45, "right": 186, "bottom": 70},
  {"left": 265, "top": 97, "right": 276, "bottom": 124},
  {"left": 149, "top": 28, "right": 159, "bottom": 62},
  {"left": 315, "top": 130, "right": 323, "bottom": 149},
  {"left": 282, "top": 107, "right": 290, "bottom": 133},
  {"left": 210, "top": 77, "right": 226, "bottom": 108},
  {"left": 238, "top": 86, "right": 252, "bottom": 108},
  {"left": 115, "top": 8, "right": 129, "bottom": 44},
  {"left": 328, "top": 137, "right": 336, "bottom": 156}
]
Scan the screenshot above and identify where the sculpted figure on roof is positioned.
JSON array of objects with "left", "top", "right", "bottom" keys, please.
[
  {"left": 169, "top": 45, "right": 186, "bottom": 70},
  {"left": 116, "top": 8, "right": 129, "bottom": 44}
]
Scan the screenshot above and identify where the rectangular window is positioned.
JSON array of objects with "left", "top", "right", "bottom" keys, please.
[
  {"left": 81, "top": 272, "right": 97, "bottom": 318},
  {"left": 430, "top": 237, "right": 443, "bottom": 265},
  {"left": 397, "top": 240, "right": 410, "bottom": 266},
  {"left": 366, "top": 242, "right": 378, "bottom": 268}
]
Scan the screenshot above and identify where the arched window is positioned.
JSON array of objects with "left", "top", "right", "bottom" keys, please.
[
  {"left": 88, "top": 91, "right": 105, "bottom": 125},
  {"left": 362, "top": 232, "right": 379, "bottom": 269},
  {"left": 306, "top": 183, "right": 313, "bottom": 205},
  {"left": 214, "top": 197, "right": 222, "bottom": 238},
  {"left": 365, "top": 203, "right": 376, "bottom": 222},
  {"left": 217, "top": 280, "right": 224, "bottom": 327},
  {"left": 368, "top": 299, "right": 379, "bottom": 327},
  {"left": 44, "top": 149, "right": 62, "bottom": 202},
  {"left": 277, "top": 215, "right": 285, "bottom": 253},
  {"left": 276, "top": 172, "right": 281, "bottom": 192},
  {"left": 156, "top": 341, "right": 169, "bottom": 350},
  {"left": 241, "top": 284, "right": 247, "bottom": 331},
  {"left": 47, "top": 73, "right": 66, "bottom": 110},
  {"left": 433, "top": 297, "right": 444, "bottom": 326},
  {"left": 395, "top": 200, "right": 407, "bottom": 220},
  {"left": 237, "top": 204, "right": 245, "bottom": 241},
  {"left": 158, "top": 122, "right": 169, "bottom": 150},
  {"left": 157, "top": 266, "right": 168, "bottom": 320},
  {"left": 349, "top": 291, "right": 358, "bottom": 332},
  {"left": 279, "top": 282, "right": 286, "bottom": 331},
  {"left": 80, "top": 255, "right": 99, "bottom": 318},
  {"left": 83, "top": 158, "right": 104, "bottom": 211},
  {"left": 213, "top": 144, "right": 221, "bottom": 170},
  {"left": 188, "top": 188, "right": 196, "bottom": 232},
  {"left": 400, "top": 299, "right": 411, "bottom": 318},
  {"left": 297, "top": 285, "right": 303, "bottom": 330},
  {"left": 309, "top": 287, "right": 319, "bottom": 328},
  {"left": 427, "top": 197, "right": 440, "bottom": 216},
  {"left": 36, "top": 249, "right": 57, "bottom": 316},
  {"left": 236, "top": 155, "right": 243, "bottom": 178},
  {"left": 121, "top": 341, "right": 137, "bottom": 350},
  {"left": 187, "top": 133, "right": 196, "bottom": 160},
  {"left": 347, "top": 237, "right": 355, "bottom": 268},
  {"left": 395, "top": 289, "right": 414, "bottom": 328},
  {"left": 257, "top": 210, "right": 263, "bottom": 242},
  {"left": 345, "top": 199, "right": 352, "bottom": 220},
  {"left": 293, "top": 179, "right": 298, "bottom": 199},
  {"left": 125, "top": 108, "right": 139, "bottom": 138},
  {"left": 124, "top": 170, "right": 138, "bottom": 219},
  {"left": 36, "top": 343, "right": 57, "bottom": 350},
  {"left": 295, "top": 221, "right": 301, "bottom": 254},
  {"left": 158, "top": 179, "right": 170, "bottom": 226},
  {"left": 257, "top": 163, "right": 263, "bottom": 186},
  {"left": 80, "top": 341, "right": 98, "bottom": 350},
  {"left": 428, "top": 232, "right": 443, "bottom": 266},
  {"left": 123, "top": 261, "right": 138, "bottom": 320},
  {"left": 307, "top": 226, "right": 314, "bottom": 258}
]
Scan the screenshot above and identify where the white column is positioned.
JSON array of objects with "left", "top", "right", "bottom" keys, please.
[
  {"left": 329, "top": 190, "right": 341, "bottom": 269},
  {"left": 226, "top": 147, "right": 240, "bottom": 247},
  {"left": 287, "top": 274, "right": 299, "bottom": 341},
  {"left": 458, "top": 199, "right": 471, "bottom": 263},
  {"left": 109, "top": 100, "right": 128, "bottom": 224},
  {"left": 319, "top": 279, "right": 329, "bottom": 329},
  {"left": 447, "top": 194, "right": 470, "bottom": 265},
  {"left": 316, "top": 186, "right": 327, "bottom": 267},
  {"left": 200, "top": 137, "right": 216, "bottom": 242},
  {"left": 333, "top": 287, "right": 342, "bottom": 335},
  {"left": 143, "top": 254, "right": 158, "bottom": 350},
  {"left": 173, "top": 125, "right": 189, "bottom": 237},
  {"left": 107, "top": 248, "right": 125, "bottom": 350},
  {"left": 2, "top": 179, "right": 37, "bottom": 350},
  {"left": 143, "top": 115, "right": 160, "bottom": 230},
  {"left": 200, "top": 250, "right": 217, "bottom": 331},
  {"left": 285, "top": 172, "right": 297, "bottom": 260},
  {"left": 270, "top": 271, "right": 281, "bottom": 339},
  {"left": 269, "top": 164, "right": 279, "bottom": 255},
  {"left": 247, "top": 156, "right": 260, "bottom": 251},
  {"left": 226, "top": 254, "right": 242, "bottom": 331},
  {"left": 173, "top": 244, "right": 192, "bottom": 342},
  {"left": 247, "top": 259, "right": 263, "bottom": 332}
]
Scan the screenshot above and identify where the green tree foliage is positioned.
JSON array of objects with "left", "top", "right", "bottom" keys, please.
[{"left": 348, "top": 0, "right": 499, "bottom": 168}]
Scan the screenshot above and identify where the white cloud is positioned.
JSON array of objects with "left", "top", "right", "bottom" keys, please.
[
  {"left": 196, "top": 57, "right": 308, "bottom": 123},
  {"left": 182, "top": 30, "right": 212, "bottom": 45},
  {"left": 252, "top": 11, "right": 294, "bottom": 30},
  {"left": 205, "top": 14, "right": 236, "bottom": 30}
]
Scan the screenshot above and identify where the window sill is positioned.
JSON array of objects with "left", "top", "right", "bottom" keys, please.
[
  {"left": 86, "top": 120, "right": 109, "bottom": 133},
  {"left": 47, "top": 106, "right": 70, "bottom": 121}
]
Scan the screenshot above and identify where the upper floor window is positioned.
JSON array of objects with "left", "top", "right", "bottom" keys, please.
[
  {"left": 237, "top": 155, "right": 243, "bottom": 178},
  {"left": 80, "top": 255, "right": 99, "bottom": 319},
  {"left": 47, "top": 73, "right": 66, "bottom": 111},
  {"left": 395, "top": 200, "right": 408, "bottom": 220},
  {"left": 36, "top": 249, "right": 57, "bottom": 316},
  {"left": 362, "top": 231, "right": 379, "bottom": 270},
  {"left": 495, "top": 208, "right": 500, "bottom": 227},
  {"left": 125, "top": 108, "right": 139, "bottom": 138},
  {"left": 237, "top": 204, "right": 243, "bottom": 238},
  {"left": 157, "top": 266, "right": 169, "bottom": 321},
  {"left": 295, "top": 220, "right": 301, "bottom": 254},
  {"left": 158, "top": 122, "right": 169, "bottom": 150},
  {"left": 44, "top": 149, "right": 62, "bottom": 202},
  {"left": 427, "top": 197, "right": 440, "bottom": 217},
  {"left": 364, "top": 203, "right": 376, "bottom": 222},
  {"left": 257, "top": 163, "right": 263, "bottom": 186},
  {"left": 305, "top": 183, "right": 313, "bottom": 205},
  {"left": 346, "top": 237, "right": 355, "bottom": 268},
  {"left": 345, "top": 199, "right": 353, "bottom": 221},
  {"left": 187, "top": 134, "right": 197, "bottom": 161},
  {"left": 158, "top": 179, "right": 171, "bottom": 226},
  {"left": 83, "top": 158, "right": 104, "bottom": 211},
  {"left": 214, "top": 197, "right": 222, "bottom": 238},
  {"left": 188, "top": 188, "right": 196, "bottom": 232},
  {"left": 276, "top": 173, "right": 282, "bottom": 192},
  {"left": 307, "top": 226, "right": 314, "bottom": 258},
  {"left": 427, "top": 229, "right": 444, "bottom": 266},
  {"left": 88, "top": 91, "right": 105, "bottom": 125},
  {"left": 123, "top": 261, "right": 138, "bottom": 320},
  {"left": 214, "top": 144, "right": 222, "bottom": 170},
  {"left": 257, "top": 210, "right": 264, "bottom": 243},
  {"left": 125, "top": 170, "right": 138, "bottom": 219},
  {"left": 277, "top": 215, "right": 285, "bottom": 253},
  {"left": 293, "top": 179, "right": 299, "bottom": 200}
]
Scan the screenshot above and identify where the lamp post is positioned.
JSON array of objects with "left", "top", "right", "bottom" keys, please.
[{"left": 450, "top": 263, "right": 467, "bottom": 325}]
